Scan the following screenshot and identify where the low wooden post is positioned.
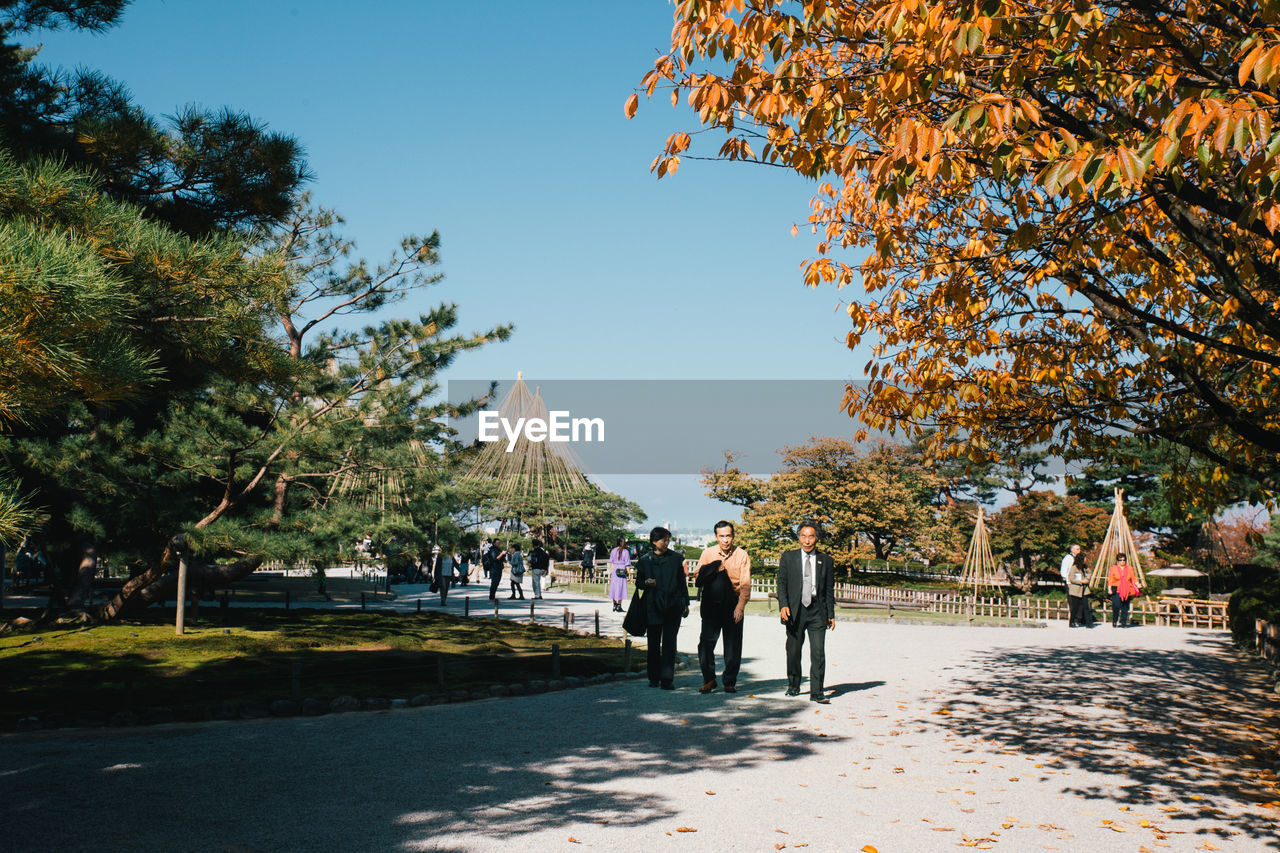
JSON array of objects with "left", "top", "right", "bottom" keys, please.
[
  {"left": 417, "top": 599, "right": 421, "bottom": 613},
  {"left": 595, "top": 609, "right": 600, "bottom": 636},
  {"left": 530, "top": 599, "right": 536, "bottom": 623},
  {"left": 624, "top": 638, "right": 632, "bottom": 672},
  {"left": 175, "top": 553, "right": 189, "bottom": 636},
  {"left": 551, "top": 643, "right": 561, "bottom": 678},
  {"left": 361, "top": 592, "right": 366, "bottom": 611},
  {"left": 563, "top": 607, "right": 570, "bottom": 631},
  {"left": 493, "top": 599, "right": 499, "bottom": 619},
  {"left": 285, "top": 589, "right": 291, "bottom": 611},
  {"left": 464, "top": 597, "right": 470, "bottom": 617}
]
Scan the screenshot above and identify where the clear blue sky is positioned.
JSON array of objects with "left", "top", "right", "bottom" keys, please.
[{"left": 32, "top": 0, "right": 876, "bottom": 533}]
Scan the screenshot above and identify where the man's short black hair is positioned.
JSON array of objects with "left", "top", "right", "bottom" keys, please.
[
  {"left": 713, "top": 520, "right": 735, "bottom": 534},
  {"left": 650, "top": 526, "right": 672, "bottom": 544},
  {"left": 796, "top": 520, "right": 822, "bottom": 538}
]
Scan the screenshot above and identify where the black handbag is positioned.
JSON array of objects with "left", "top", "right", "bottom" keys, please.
[{"left": 622, "top": 590, "right": 648, "bottom": 637}]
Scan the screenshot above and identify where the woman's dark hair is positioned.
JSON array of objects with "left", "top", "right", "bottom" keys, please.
[
  {"left": 714, "top": 520, "right": 735, "bottom": 534},
  {"left": 617, "top": 536, "right": 626, "bottom": 547},
  {"left": 532, "top": 539, "right": 542, "bottom": 548},
  {"left": 1117, "top": 553, "right": 1127, "bottom": 561},
  {"left": 649, "top": 526, "right": 671, "bottom": 544},
  {"left": 1074, "top": 551, "right": 1087, "bottom": 566}
]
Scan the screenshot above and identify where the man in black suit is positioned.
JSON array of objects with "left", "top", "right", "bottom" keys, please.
[{"left": 776, "top": 521, "right": 836, "bottom": 703}]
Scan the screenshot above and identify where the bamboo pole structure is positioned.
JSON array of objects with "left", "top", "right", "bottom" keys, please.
[
  {"left": 958, "top": 507, "right": 1002, "bottom": 592},
  {"left": 1086, "top": 487, "right": 1147, "bottom": 590}
]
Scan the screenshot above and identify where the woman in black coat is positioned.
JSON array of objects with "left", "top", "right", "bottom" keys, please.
[{"left": 633, "top": 526, "right": 689, "bottom": 690}]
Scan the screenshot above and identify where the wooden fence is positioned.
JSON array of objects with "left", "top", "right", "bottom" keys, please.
[
  {"left": 530, "top": 567, "right": 1235, "bottom": 630},
  {"left": 1257, "top": 618, "right": 1279, "bottom": 664},
  {"left": 1151, "top": 597, "right": 1230, "bottom": 630}
]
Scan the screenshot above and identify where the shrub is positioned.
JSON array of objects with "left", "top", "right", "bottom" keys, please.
[{"left": 1227, "top": 570, "right": 1280, "bottom": 649}]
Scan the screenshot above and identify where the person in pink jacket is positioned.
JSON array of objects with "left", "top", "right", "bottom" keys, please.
[
  {"left": 1107, "top": 553, "right": 1143, "bottom": 628},
  {"left": 608, "top": 537, "right": 631, "bottom": 612}
]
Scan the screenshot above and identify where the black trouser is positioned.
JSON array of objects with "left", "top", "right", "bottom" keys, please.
[
  {"left": 510, "top": 576, "right": 524, "bottom": 598},
  {"left": 1069, "top": 594, "right": 1094, "bottom": 626},
  {"left": 698, "top": 599, "right": 743, "bottom": 687},
  {"left": 439, "top": 574, "right": 450, "bottom": 604},
  {"left": 646, "top": 618, "right": 681, "bottom": 687},
  {"left": 785, "top": 603, "right": 827, "bottom": 697},
  {"left": 488, "top": 569, "right": 502, "bottom": 601},
  {"left": 1067, "top": 593, "right": 1082, "bottom": 626},
  {"left": 1111, "top": 590, "right": 1131, "bottom": 627}
]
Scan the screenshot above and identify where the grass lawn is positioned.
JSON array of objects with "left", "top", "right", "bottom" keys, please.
[{"left": 0, "top": 608, "right": 629, "bottom": 727}]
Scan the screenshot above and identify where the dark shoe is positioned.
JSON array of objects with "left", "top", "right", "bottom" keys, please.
[
  {"left": 723, "top": 684, "right": 737, "bottom": 693},
  {"left": 810, "top": 695, "right": 831, "bottom": 704},
  {"left": 648, "top": 681, "right": 660, "bottom": 688},
  {"left": 661, "top": 682, "right": 674, "bottom": 690},
  {"left": 785, "top": 687, "right": 801, "bottom": 697},
  {"left": 699, "top": 680, "right": 717, "bottom": 694}
]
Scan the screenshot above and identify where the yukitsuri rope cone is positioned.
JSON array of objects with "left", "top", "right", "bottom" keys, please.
[
  {"left": 458, "top": 373, "right": 595, "bottom": 528},
  {"left": 1086, "top": 487, "right": 1147, "bottom": 590},
  {"left": 958, "top": 506, "right": 1002, "bottom": 592},
  {"left": 331, "top": 439, "right": 433, "bottom": 526}
]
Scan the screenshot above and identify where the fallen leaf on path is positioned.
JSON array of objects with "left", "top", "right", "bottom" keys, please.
[
  {"left": 568, "top": 838, "right": 581, "bottom": 844},
  {"left": 860, "top": 846, "right": 878, "bottom": 853},
  {"left": 775, "top": 845, "right": 785, "bottom": 850},
  {"left": 676, "top": 826, "right": 697, "bottom": 832},
  {"left": 776, "top": 829, "right": 789, "bottom": 834}
]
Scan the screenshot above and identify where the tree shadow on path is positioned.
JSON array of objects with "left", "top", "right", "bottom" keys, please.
[
  {"left": 393, "top": 683, "right": 849, "bottom": 849},
  {"left": 0, "top": 679, "right": 846, "bottom": 853},
  {"left": 920, "top": 632, "right": 1280, "bottom": 847}
]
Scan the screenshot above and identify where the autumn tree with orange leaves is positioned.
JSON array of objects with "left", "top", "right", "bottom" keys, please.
[{"left": 630, "top": 0, "right": 1280, "bottom": 513}]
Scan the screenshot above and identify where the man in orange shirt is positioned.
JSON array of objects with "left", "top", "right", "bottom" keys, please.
[{"left": 695, "top": 520, "right": 752, "bottom": 694}]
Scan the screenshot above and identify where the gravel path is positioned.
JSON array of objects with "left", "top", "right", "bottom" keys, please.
[{"left": 2, "top": 590, "right": 1277, "bottom": 852}]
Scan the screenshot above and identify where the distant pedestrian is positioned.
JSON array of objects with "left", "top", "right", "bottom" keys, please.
[
  {"left": 457, "top": 549, "right": 471, "bottom": 586},
  {"left": 634, "top": 526, "right": 689, "bottom": 690},
  {"left": 581, "top": 542, "right": 595, "bottom": 582},
  {"left": 529, "top": 539, "right": 549, "bottom": 599},
  {"left": 1108, "top": 553, "right": 1142, "bottom": 628},
  {"left": 1072, "top": 550, "right": 1096, "bottom": 627},
  {"left": 608, "top": 537, "right": 631, "bottom": 612},
  {"left": 436, "top": 548, "right": 454, "bottom": 605},
  {"left": 508, "top": 544, "right": 526, "bottom": 599},
  {"left": 486, "top": 544, "right": 505, "bottom": 602},
  {"left": 1061, "top": 544, "right": 1083, "bottom": 627},
  {"left": 481, "top": 539, "right": 492, "bottom": 578}
]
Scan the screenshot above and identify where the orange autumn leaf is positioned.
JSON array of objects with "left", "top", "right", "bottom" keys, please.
[{"left": 637, "top": 0, "right": 1280, "bottom": 508}]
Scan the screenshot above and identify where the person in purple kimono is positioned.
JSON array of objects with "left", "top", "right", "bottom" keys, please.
[{"left": 608, "top": 537, "right": 631, "bottom": 612}]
